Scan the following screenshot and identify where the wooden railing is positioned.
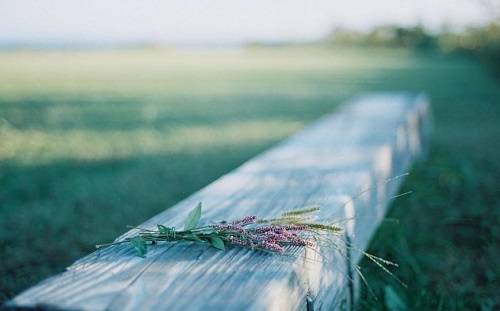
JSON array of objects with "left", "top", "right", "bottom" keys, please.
[{"left": 5, "top": 93, "right": 430, "bottom": 311}]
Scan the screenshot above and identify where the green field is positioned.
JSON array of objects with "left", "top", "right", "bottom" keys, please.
[{"left": 0, "top": 46, "right": 499, "bottom": 309}]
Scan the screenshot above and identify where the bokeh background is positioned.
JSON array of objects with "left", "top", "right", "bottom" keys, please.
[{"left": 1, "top": 1, "right": 499, "bottom": 309}]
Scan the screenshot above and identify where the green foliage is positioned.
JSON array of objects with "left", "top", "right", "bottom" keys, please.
[
  {"left": 327, "top": 23, "right": 500, "bottom": 76},
  {"left": 384, "top": 286, "right": 406, "bottom": 311},
  {"left": 439, "top": 23, "right": 500, "bottom": 76},
  {"left": 209, "top": 237, "right": 225, "bottom": 251},
  {"left": 157, "top": 224, "right": 172, "bottom": 234},
  {"left": 157, "top": 224, "right": 176, "bottom": 240},
  {"left": 184, "top": 203, "right": 202, "bottom": 231},
  {"left": 281, "top": 206, "right": 320, "bottom": 216},
  {"left": 184, "top": 233, "right": 203, "bottom": 243},
  {"left": 358, "top": 147, "right": 500, "bottom": 309},
  {"left": 130, "top": 237, "right": 147, "bottom": 258},
  {"left": 326, "top": 25, "right": 436, "bottom": 50}
]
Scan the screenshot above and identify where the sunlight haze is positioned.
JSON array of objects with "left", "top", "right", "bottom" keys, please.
[{"left": 0, "top": 0, "right": 493, "bottom": 45}]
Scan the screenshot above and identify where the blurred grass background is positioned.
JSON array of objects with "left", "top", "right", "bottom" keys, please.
[{"left": 0, "top": 46, "right": 499, "bottom": 309}]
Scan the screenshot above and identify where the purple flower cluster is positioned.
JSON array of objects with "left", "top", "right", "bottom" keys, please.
[
  {"left": 259, "top": 241, "right": 284, "bottom": 253},
  {"left": 254, "top": 225, "right": 312, "bottom": 251},
  {"left": 212, "top": 215, "right": 257, "bottom": 232},
  {"left": 227, "top": 236, "right": 252, "bottom": 247},
  {"left": 255, "top": 224, "right": 307, "bottom": 233},
  {"left": 211, "top": 219, "right": 312, "bottom": 253},
  {"left": 233, "top": 215, "right": 257, "bottom": 226}
]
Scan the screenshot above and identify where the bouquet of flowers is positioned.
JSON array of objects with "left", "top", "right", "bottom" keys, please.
[
  {"left": 96, "top": 203, "right": 343, "bottom": 258},
  {"left": 96, "top": 201, "right": 405, "bottom": 293}
]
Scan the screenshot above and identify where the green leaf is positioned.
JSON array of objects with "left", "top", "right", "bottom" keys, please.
[
  {"left": 384, "top": 286, "right": 406, "bottom": 311},
  {"left": 157, "top": 224, "right": 172, "bottom": 234},
  {"left": 185, "top": 233, "right": 203, "bottom": 242},
  {"left": 209, "top": 236, "right": 225, "bottom": 251},
  {"left": 184, "top": 202, "right": 202, "bottom": 231},
  {"left": 200, "top": 229, "right": 215, "bottom": 235},
  {"left": 130, "top": 236, "right": 147, "bottom": 258}
]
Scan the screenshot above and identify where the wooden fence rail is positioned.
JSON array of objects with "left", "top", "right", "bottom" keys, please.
[{"left": 5, "top": 93, "right": 430, "bottom": 311}]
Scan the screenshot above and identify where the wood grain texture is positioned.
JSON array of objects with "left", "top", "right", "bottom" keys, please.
[{"left": 7, "top": 93, "right": 430, "bottom": 311}]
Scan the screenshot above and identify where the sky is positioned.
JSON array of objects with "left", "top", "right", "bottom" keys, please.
[{"left": 0, "top": 0, "right": 495, "bottom": 45}]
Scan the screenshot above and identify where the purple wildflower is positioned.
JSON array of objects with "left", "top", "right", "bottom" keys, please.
[
  {"left": 283, "top": 224, "right": 307, "bottom": 231},
  {"left": 262, "top": 231, "right": 285, "bottom": 242},
  {"left": 228, "top": 236, "right": 251, "bottom": 247},
  {"left": 232, "top": 215, "right": 257, "bottom": 226},
  {"left": 254, "top": 226, "right": 275, "bottom": 233},
  {"left": 260, "top": 241, "right": 284, "bottom": 253},
  {"left": 286, "top": 235, "right": 311, "bottom": 247}
]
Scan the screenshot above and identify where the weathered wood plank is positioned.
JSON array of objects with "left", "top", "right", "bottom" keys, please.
[{"left": 6, "top": 93, "right": 430, "bottom": 311}]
